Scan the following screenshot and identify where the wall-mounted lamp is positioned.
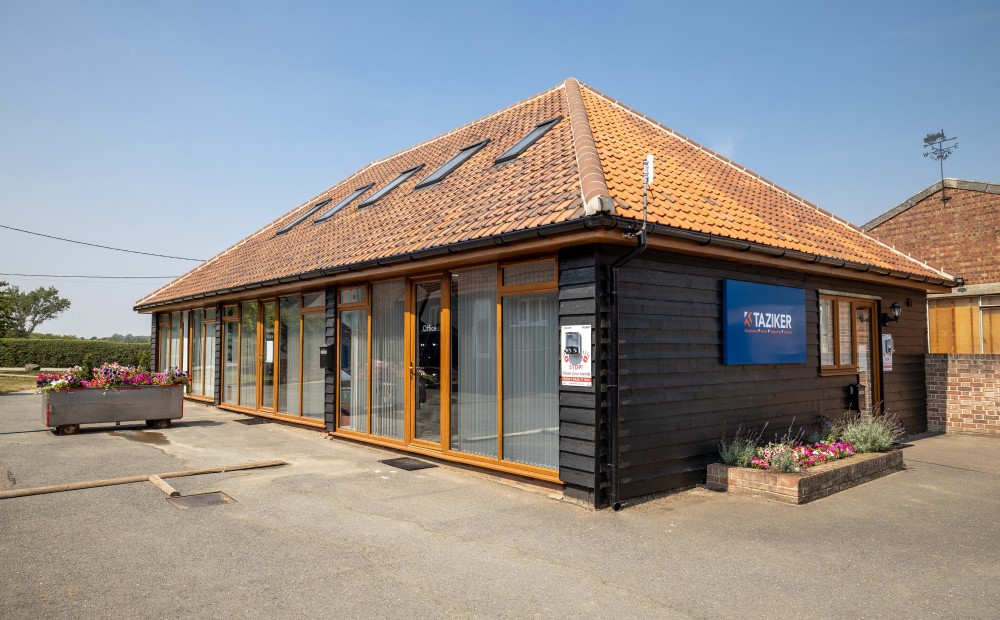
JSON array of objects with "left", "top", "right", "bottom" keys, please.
[
  {"left": 881, "top": 301, "right": 902, "bottom": 327},
  {"left": 955, "top": 277, "right": 966, "bottom": 288}
]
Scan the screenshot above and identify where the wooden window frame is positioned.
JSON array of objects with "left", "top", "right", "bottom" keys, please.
[
  {"left": 329, "top": 256, "right": 561, "bottom": 482},
  {"left": 336, "top": 285, "right": 370, "bottom": 434},
  {"left": 819, "top": 294, "right": 862, "bottom": 376},
  {"left": 188, "top": 306, "right": 218, "bottom": 402}
]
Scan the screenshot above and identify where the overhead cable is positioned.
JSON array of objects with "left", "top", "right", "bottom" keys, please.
[
  {"left": 0, "top": 224, "right": 205, "bottom": 261},
  {"left": 0, "top": 273, "right": 176, "bottom": 279}
]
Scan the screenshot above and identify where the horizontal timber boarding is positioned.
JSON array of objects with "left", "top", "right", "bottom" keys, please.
[
  {"left": 557, "top": 246, "right": 606, "bottom": 507},
  {"left": 601, "top": 246, "right": 929, "bottom": 502}
]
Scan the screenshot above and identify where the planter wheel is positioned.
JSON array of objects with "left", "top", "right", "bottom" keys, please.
[
  {"left": 56, "top": 424, "right": 80, "bottom": 436},
  {"left": 146, "top": 419, "right": 171, "bottom": 430}
]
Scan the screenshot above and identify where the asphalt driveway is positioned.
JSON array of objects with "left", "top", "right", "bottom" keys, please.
[{"left": 2, "top": 392, "right": 998, "bottom": 619}]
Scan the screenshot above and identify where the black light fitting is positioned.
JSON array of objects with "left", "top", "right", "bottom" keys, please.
[{"left": 881, "top": 301, "right": 902, "bottom": 327}]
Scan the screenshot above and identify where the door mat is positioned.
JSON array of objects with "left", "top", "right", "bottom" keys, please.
[
  {"left": 235, "top": 417, "right": 272, "bottom": 425},
  {"left": 380, "top": 457, "right": 438, "bottom": 471},
  {"left": 167, "top": 491, "right": 237, "bottom": 510}
]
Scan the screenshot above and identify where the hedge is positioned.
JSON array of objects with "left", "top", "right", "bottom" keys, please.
[{"left": 0, "top": 338, "right": 148, "bottom": 368}]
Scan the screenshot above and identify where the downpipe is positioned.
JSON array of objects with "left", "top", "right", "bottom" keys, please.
[{"left": 608, "top": 227, "right": 647, "bottom": 511}]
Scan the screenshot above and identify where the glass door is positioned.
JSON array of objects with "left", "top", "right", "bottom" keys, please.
[
  {"left": 412, "top": 279, "right": 443, "bottom": 447},
  {"left": 855, "top": 302, "right": 880, "bottom": 412}
]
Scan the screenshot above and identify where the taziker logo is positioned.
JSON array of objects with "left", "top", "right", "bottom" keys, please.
[{"left": 742, "top": 310, "right": 794, "bottom": 334}]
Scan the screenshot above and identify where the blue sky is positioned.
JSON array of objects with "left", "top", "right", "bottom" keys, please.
[{"left": 1, "top": 1, "right": 998, "bottom": 337}]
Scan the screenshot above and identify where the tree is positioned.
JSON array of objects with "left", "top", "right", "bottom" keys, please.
[
  {"left": 0, "top": 282, "right": 15, "bottom": 336},
  {"left": 3, "top": 286, "right": 72, "bottom": 338}
]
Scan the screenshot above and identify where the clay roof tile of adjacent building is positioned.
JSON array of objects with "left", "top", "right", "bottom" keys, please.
[{"left": 136, "top": 78, "right": 951, "bottom": 309}]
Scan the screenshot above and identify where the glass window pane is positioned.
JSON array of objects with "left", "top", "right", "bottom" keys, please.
[
  {"left": 181, "top": 311, "right": 189, "bottom": 372},
  {"left": 339, "top": 287, "right": 366, "bottom": 305},
  {"left": 261, "top": 302, "right": 275, "bottom": 410},
  {"left": 819, "top": 299, "right": 834, "bottom": 367},
  {"left": 451, "top": 266, "right": 498, "bottom": 458},
  {"left": 502, "top": 292, "right": 559, "bottom": 469},
  {"left": 169, "top": 311, "right": 181, "bottom": 369},
  {"left": 371, "top": 280, "right": 405, "bottom": 440},
  {"left": 223, "top": 304, "right": 237, "bottom": 318},
  {"left": 278, "top": 296, "right": 301, "bottom": 415},
  {"left": 339, "top": 309, "right": 369, "bottom": 431},
  {"left": 302, "top": 313, "right": 326, "bottom": 419},
  {"left": 838, "top": 301, "right": 853, "bottom": 366},
  {"left": 223, "top": 321, "right": 239, "bottom": 404},
  {"left": 239, "top": 302, "right": 258, "bottom": 408},
  {"left": 204, "top": 321, "right": 217, "bottom": 398},
  {"left": 303, "top": 292, "right": 325, "bottom": 309},
  {"left": 205, "top": 307, "right": 217, "bottom": 322},
  {"left": 191, "top": 309, "right": 204, "bottom": 395},
  {"left": 502, "top": 261, "right": 555, "bottom": 287}
]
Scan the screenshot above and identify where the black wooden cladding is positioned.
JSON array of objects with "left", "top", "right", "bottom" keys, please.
[
  {"left": 585, "top": 246, "right": 929, "bottom": 505},
  {"left": 211, "top": 304, "right": 222, "bottom": 405},
  {"left": 324, "top": 286, "right": 337, "bottom": 431},
  {"left": 149, "top": 313, "right": 158, "bottom": 372},
  {"left": 557, "top": 246, "right": 608, "bottom": 507}
]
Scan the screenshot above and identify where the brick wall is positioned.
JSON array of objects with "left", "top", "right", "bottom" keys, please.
[
  {"left": 926, "top": 354, "right": 1000, "bottom": 435},
  {"left": 866, "top": 185, "right": 1000, "bottom": 285}
]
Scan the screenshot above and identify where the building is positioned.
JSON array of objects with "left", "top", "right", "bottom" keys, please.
[
  {"left": 863, "top": 179, "right": 1000, "bottom": 354},
  {"left": 136, "top": 78, "right": 952, "bottom": 508}
]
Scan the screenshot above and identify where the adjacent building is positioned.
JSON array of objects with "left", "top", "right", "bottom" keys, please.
[
  {"left": 863, "top": 179, "right": 1000, "bottom": 354},
  {"left": 137, "top": 78, "right": 952, "bottom": 508}
]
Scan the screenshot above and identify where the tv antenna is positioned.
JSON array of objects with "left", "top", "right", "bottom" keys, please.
[
  {"left": 625, "top": 155, "right": 653, "bottom": 240},
  {"left": 922, "top": 130, "right": 957, "bottom": 203}
]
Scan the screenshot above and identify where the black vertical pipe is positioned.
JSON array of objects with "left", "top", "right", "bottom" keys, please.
[{"left": 608, "top": 228, "right": 647, "bottom": 511}]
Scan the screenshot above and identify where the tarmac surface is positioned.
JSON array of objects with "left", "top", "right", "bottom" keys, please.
[{"left": 2, "top": 392, "right": 999, "bottom": 619}]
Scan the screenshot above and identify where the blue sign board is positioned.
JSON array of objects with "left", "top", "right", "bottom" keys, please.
[{"left": 722, "top": 280, "right": 806, "bottom": 364}]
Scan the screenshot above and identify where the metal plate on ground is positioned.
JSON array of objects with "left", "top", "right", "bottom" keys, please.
[
  {"left": 380, "top": 457, "right": 437, "bottom": 471},
  {"left": 167, "top": 491, "right": 236, "bottom": 510},
  {"left": 235, "top": 417, "right": 271, "bottom": 425}
]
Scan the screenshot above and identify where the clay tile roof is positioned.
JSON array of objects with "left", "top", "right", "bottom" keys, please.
[{"left": 137, "top": 79, "right": 949, "bottom": 309}]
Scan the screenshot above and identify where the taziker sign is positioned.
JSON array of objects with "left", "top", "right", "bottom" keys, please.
[{"left": 722, "top": 280, "right": 806, "bottom": 365}]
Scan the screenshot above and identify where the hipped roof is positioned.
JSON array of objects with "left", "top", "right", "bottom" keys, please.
[{"left": 137, "top": 78, "right": 951, "bottom": 310}]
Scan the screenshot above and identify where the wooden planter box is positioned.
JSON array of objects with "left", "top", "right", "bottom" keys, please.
[
  {"left": 706, "top": 450, "right": 904, "bottom": 504},
  {"left": 42, "top": 385, "right": 184, "bottom": 435}
]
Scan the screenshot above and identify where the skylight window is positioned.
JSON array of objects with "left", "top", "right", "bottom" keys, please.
[
  {"left": 495, "top": 117, "right": 562, "bottom": 164},
  {"left": 314, "top": 184, "right": 374, "bottom": 223},
  {"left": 275, "top": 199, "right": 332, "bottom": 235},
  {"left": 415, "top": 140, "right": 490, "bottom": 189},
  {"left": 359, "top": 165, "right": 425, "bottom": 208}
]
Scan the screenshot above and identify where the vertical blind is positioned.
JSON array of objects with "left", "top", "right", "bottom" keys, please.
[
  {"left": 239, "top": 302, "right": 257, "bottom": 408},
  {"left": 302, "top": 312, "right": 325, "bottom": 419},
  {"left": 502, "top": 292, "right": 559, "bottom": 469},
  {"left": 340, "top": 309, "right": 369, "bottom": 432},
  {"left": 450, "top": 267, "right": 498, "bottom": 458},
  {"left": 190, "top": 309, "right": 204, "bottom": 395},
  {"left": 278, "top": 296, "right": 301, "bottom": 415},
  {"left": 204, "top": 320, "right": 217, "bottom": 399},
  {"left": 223, "top": 321, "right": 238, "bottom": 404},
  {"left": 371, "top": 281, "right": 405, "bottom": 439}
]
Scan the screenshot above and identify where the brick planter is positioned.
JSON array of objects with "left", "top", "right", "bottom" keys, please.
[{"left": 706, "top": 450, "right": 904, "bottom": 504}]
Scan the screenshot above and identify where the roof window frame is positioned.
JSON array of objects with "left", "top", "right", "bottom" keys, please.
[
  {"left": 314, "top": 183, "right": 375, "bottom": 223},
  {"left": 415, "top": 140, "right": 490, "bottom": 189},
  {"left": 275, "top": 198, "right": 332, "bottom": 235},
  {"left": 494, "top": 116, "right": 562, "bottom": 164},
  {"left": 359, "top": 165, "right": 425, "bottom": 208}
]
